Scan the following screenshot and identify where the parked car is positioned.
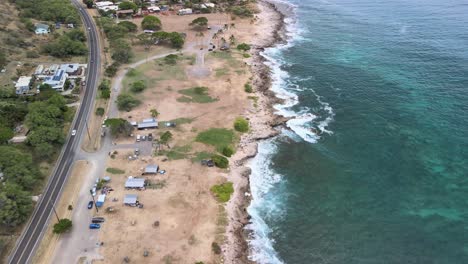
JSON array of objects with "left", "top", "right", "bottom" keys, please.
[
  {"left": 142, "top": 135, "right": 147, "bottom": 141},
  {"left": 89, "top": 223, "right": 101, "bottom": 229},
  {"left": 91, "top": 217, "right": 105, "bottom": 223},
  {"left": 87, "top": 201, "right": 94, "bottom": 209},
  {"left": 136, "top": 135, "right": 141, "bottom": 142},
  {"left": 71, "top": 129, "right": 76, "bottom": 136},
  {"left": 134, "top": 148, "right": 140, "bottom": 155},
  {"left": 148, "top": 133, "right": 153, "bottom": 141}
]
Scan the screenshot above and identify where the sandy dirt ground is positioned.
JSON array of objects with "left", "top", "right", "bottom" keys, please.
[
  {"left": 33, "top": 160, "right": 91, "bottom": 264},
  {"left": 93, "top": 7, "right": 271, "bottom": 264}
]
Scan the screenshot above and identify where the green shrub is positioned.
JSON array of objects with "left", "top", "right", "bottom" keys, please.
[
  {"left": 210, "top": 182, "right": 234, "bottom": 202},
  {"left": 116, "top": 94, "right": 141, "bottom": 111},
  {"left": 95, "top": 107, "right": 105, "bottom": 116},
  {"left": 244, "top": 83, "right": 253, "bottom": 93},
  {"left": 222, "top": 146, "right": 234, "bottom": 157},
  {"left": 53, "top": 218, "right": 72, "bottom": 234},
  {"left": 106, "top": 167, "right": 125, "bottom": 174},
  {"left": 141, "top": 16, "right": 161, "bottom": 30},
  {"left": 236, "top": 43, "right": 251, "bottom": 51},
  {"left": 211, "top": 242, "right": 222, "bottom": 254},
  {"left": 243, "top": 53, "right": 251, "bottom": 58},
  {"left": 211, "top": 154, "right": 229, "bottom": 169},
  {"left": 130, "top": 80, "right": 146, "bottom": 93},
  {"left": 164, "top": 54, "right": 179, "bottom": 65},
  {"left": 105, "top": 63, "right": 119, "bottom": 77},
  {"left": 234, "top": 117, "right": 249, "bottom": 132}
]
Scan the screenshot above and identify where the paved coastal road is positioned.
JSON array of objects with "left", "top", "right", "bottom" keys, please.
[{"left": 8, "top": 1, "right": 100, "bottom": 264}]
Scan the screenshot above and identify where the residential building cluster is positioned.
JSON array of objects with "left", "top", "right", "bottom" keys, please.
[{"left": 15, "top": 63, "right": 87, "bottom": 95}]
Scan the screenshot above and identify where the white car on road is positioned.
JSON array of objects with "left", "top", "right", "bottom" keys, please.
[{"left": 71, "top": 129, "right": 77, "bottom": 136}]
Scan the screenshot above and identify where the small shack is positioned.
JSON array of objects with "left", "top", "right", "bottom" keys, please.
[
  {"left": 137, "top": 118, "right": 158, "bottom": 130},
  {"left": 96, "top": 194, "right": 106, "bottom": 207},
  {"left": 143, "top": 164, "right": 159, "bottom": 175},
  {"left": 124, "top": 194, "right": 138, "bottom": 206},
  {"left": 125, "top": 178, "right": 145, "bottom": 189}
]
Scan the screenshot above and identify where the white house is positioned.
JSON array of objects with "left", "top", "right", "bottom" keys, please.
[
  {"left": 35, "top": 24, "right": 50, "bottom": 35},
  {"left": 95, "top": 1, "right": 114, "bottom": 8},
  {"left": 43, "top": 69, "right": 68, "bottom": 91},
  {"left": 15, "top": 76, "right": 32, "bottom": 95}
]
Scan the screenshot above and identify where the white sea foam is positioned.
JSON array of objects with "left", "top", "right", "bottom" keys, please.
[
  {"left": 247, "top": 140, "right": 285, "bottom": 264},
  {"left": 247, "top": 0, "right": 334, "bottom": 262}
]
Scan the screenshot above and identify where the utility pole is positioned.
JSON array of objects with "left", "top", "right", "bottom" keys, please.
[
  {"left": 85, "top": 121, "right": 92, "bottom": 142},
  {"left": 50, "top": 200, "right": 60, "bottom": 222},
  {"left": 89, "top": 189, "right": 99, "bottom": 213}
]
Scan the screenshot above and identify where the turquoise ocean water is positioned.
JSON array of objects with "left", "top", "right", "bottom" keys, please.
[{"left": 247, "top": 0, "right": 468, "bottom": 263}]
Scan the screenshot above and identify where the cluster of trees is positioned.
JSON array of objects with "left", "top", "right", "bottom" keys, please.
[
  {"left": 12, "top": 0, "right": 81, "bottom": 25},
  {"left": 0, "top": 146, "right": 42, "bottom": 227},
  {"left": 25, "top": 91, "right": 69, "bottom": 159},
  {"left": 98, "top": 17, "right": 135, "bottom": 74},
  {"left": 43, "top": 29, "right": 88, "bottom": 58},
  {"left": 190, "top": 17, "right": 209, "bottom": 30},
  {"left": 130, "top": 80, "right": 147, "bottom": 93},
  {"left": 118, "top": 1, "right": 138, "bottom": 12},
  {"left": 116, "top": 93, "right": 141, "bottom": 112},
  {"left": 99, "top": 79, "right": 111, "bottom": 99},
  {"left": 141, "top": 16, "right": 162, "bottom": 31},
  {"left": 230, "top": 6, "right": 254, "bottom": 17},
  {"left": 137, "top": 31, "right": 185, "bottom": 50},
  {"left": 104, "top": 118, "right": 134, "bottom": 136}
]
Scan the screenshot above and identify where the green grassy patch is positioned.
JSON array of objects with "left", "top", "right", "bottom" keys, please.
[
  {"left": 177, "top": 87, "right": 218, "bottom": 104},
  {"left": 153, "top": 57, "right": 187, "bottom": 81},
  {"left": 169, "top": 117, "right": 194, "bottom": 125},
  {"left": 157, "top": 144, "right": 192, "bottom": 160},
  {"left": 215, "top": 68, "right": 229, "bottom": 77},
  {"left": 248, "top": 96, "right": 259, "bottom": 108},
  {"left": 196, "top": 128, "right": 236, "bottom": 152},
  {"left": 210, "top": 182, "right": 234, "bottom": 203},
  {"left": 191, "top": 151, "right": 215, "bottom": 163},
  {"left": 106, "top": 167, "right": 125, "bottom": 174}
]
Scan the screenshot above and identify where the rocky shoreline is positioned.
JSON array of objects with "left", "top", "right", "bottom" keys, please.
[{"left": 223, "top": 1, "right": 288, "bottom": 263}]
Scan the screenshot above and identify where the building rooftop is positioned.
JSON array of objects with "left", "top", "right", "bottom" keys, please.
[
  {"left": 124, "top": 194, "right": 138, "bottom": 204},
  {"left": 125, "top": 178, "right": 145, "bottom": 188},
  {"left": 144, "top": 165, "right": 159, "bottom": 174},
  {"left": 35, "top": 23, "right": 49, "bottom": 30},
  {"left": 15, "top": 76, "right": 32, "bottom": 88}
]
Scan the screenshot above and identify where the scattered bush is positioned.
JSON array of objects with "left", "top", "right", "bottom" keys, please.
[
  {"left": 118, "top": 1, "right": 138, "bottom": 12},
  {"left": 236, "top": 43, "right": 251, "bottom": 51},
  {"left": 106, "top": 167, "right": 125, "bottom": 174},
  {"left": 130, "top": 80, "right": 146, "bottom": 93},
  {"left": 211, "top": 154, "right": 229, "bottom": 169},
  {"left": 234, "top": 117, "right": 249, "bottom": 132},
  {"left": 243, "top": 53, "right": 251, "bottom": 58},
  {"left": 211, "top": 242, "right": 222, "bottom": 254},
  {"left": 53, "top": 218, "right": 72, "bottom": 234},
  {"left": 190, "top": 17, "right": 208, "bottom": 30},
  {"left": 116, "top": 94, "right": 141, "bottom": 111},
  {"left": 244, "top": 83, "right": 253, "bottom": 93},
  {"left": 95, "top": 107, "right": 105, "bottom": 116},
  {"left": 222, "top": 146, "right": 234, "bottom": 157},
  {"left": 230, "top": 6, "right": 253, "bottom": 18},
  {"left": 164, "top": 54, "right": 179, "bottom": 65},
  {"left": 211, "top": 182, "right": 234, "bottom": 202},
  {"left": 105, "top": 63, "right": 119, "bottom": 77},
  {"left": 26, "top": 50, "right": 40, "bottom": 58}
]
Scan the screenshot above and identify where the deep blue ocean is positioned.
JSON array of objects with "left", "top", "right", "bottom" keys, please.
[{"left": 247, "top": 0, "right": 468, "bottom": 263}]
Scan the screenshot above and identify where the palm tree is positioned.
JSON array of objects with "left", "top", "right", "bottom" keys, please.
[
  {"left": 229, "top": 34, "right": 236, "bottom": 45},
  {"left": 150, "top": 108, "right": 159, "bottom": 118}
]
